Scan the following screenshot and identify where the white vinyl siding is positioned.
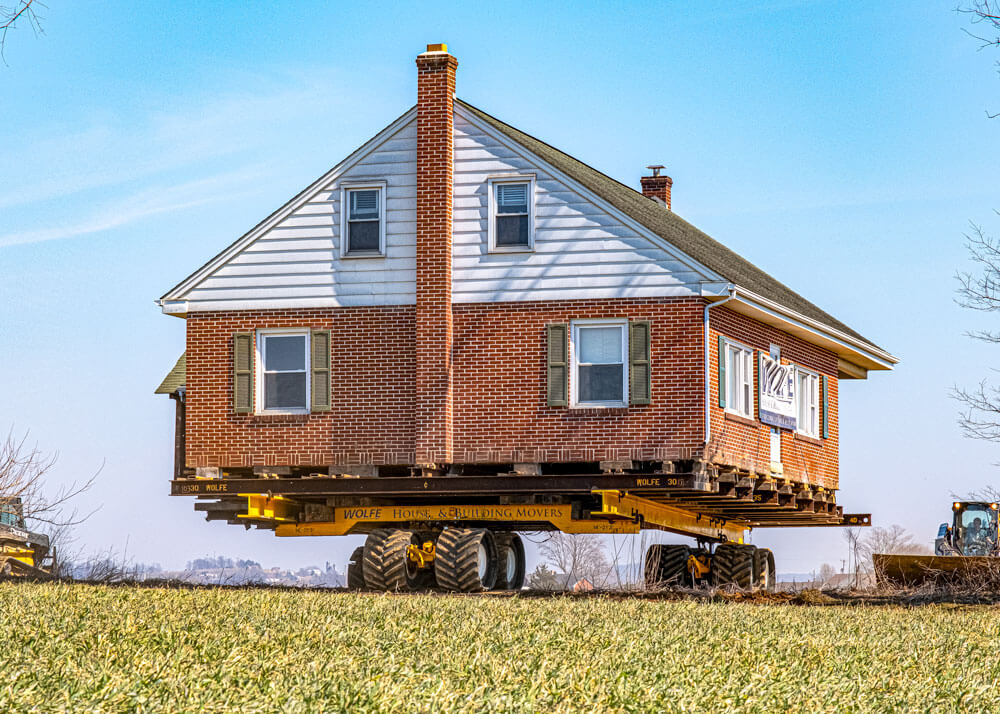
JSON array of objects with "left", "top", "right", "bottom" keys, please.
[
  {"left": 452, "top": 108, "right": 709, "bottom": 303},
  {"left": 570, "top": 320, "right": 628, "bottom": 407},
  {"left": 256, "top": 330, "right": 310, "bottom": 414},
  {"left": 180, "top": 117, "right": 418, "bottom": 310},
  {"left": 796, "top": 368, "right": 820, "bottom": 437},
  {"left": 724, "top": 341, "right": 754, "bottom": 419}
]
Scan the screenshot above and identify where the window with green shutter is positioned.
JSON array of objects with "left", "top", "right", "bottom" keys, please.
[
  {"left": 821, "top": 375, "right": 829, "bottom": 439},
  {"left": 717, "top": 335, "right": 727, "bottom": 409},
  {"left": 629, "top": 320, "right": 651, "bottom": 406},
  {"left": 233, "top": 333, "right": 254, "bottom": 414},
  {"left": 547, "top": 323, "right": 568, "bottom": 407}
]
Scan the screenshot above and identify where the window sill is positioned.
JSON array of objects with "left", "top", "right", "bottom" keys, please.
[
  {"left": 566, "top": 405, "right": 629, "bottom": 416},
  {"left": 488, "top": 245, "right": 534, "bottom": 254},
  {"left": 248, "top": 413, "right": 311, "bottom": 425},
  {"left": 340, "top": 251, "right": 385, "bottom": 259},
  {"left": 723, "top": 411, "right": 757, "bottom": 427},
  {"left": 794, "top": 432, "right": 824, "bottom": 446}
]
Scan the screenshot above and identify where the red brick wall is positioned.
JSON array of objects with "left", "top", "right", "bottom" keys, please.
[
  {"left": 414, "top": 48, "right": 458, "bottom": 466},
  {"left": 184, "top": 307, "right": 416, "bottom": 468},
  {"left": 707, "top": 306, "right": 839, "bottom": 489},
  {"left": 450, "top": 297, "right": 706, "bottom": 463}
]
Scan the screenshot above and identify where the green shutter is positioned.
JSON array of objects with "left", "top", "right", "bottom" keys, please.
[
  {"left": 757, "top": 351, "right": 763, "bottom": 418},
  {"left": 821, "top": 375, "right": 829, "bottom": 439},
  {"left": 717, "top": 336, "right": 726, "bottom": 409},
  {"left": 233, "top": 333, "right": 254, "bottom": 414},
  {"left": 629, "top": 320, "right": 651, "bottom": 406},
  {"left": 547, "top": 323, "right": 568, "bottom": 407},
  {"left": 311, "top": 329, "right": 331, "bottom": 412}
]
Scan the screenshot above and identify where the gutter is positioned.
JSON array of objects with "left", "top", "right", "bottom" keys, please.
[{"left": 704, "top": 287, "right": 736, "bottom": 445}]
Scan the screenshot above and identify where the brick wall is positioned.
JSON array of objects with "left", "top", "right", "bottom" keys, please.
[
  {"left": 184, "top": 307, "right": 416, "bottom": 468},
  {"left": 707, "top": 306, "right": 839, "bottom": 489},
  {"left": 414, "top": 47, "right": 458, "bottom": 466},
  {"left": 451, "top": 297, "right": 706, "bottom": 463}
]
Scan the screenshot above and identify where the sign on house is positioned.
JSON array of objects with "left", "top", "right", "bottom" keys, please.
[{"left": 759, "top": 354, "right": 796, "bottom": 430}]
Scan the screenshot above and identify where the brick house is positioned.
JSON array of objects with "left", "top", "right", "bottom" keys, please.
[{"left": 157, "top": 43, "right": 895, "bottom": 500}]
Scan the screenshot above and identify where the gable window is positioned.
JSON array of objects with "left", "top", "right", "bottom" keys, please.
[
  {"left": 342, "top": 183, "right": 386, "bottom": 257},
  {"left": 796, "top": 368, "right": 820, "bottom": 437},
  {"left": 723, "top": 340, "right": 755, "bottom": 419},
  {"left": 488, "top": 176, "right": 534, "bottom": 252},
  {"left": 257, "top": 330, "right": 310, "bottom": 413},
  {"left": 571, "top": 320, "right": 628, "bottom": 407}
]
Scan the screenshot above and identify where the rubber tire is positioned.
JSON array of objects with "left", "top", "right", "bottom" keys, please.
[
  {"left": 754, "top": 548, "right": 776, "bottom": 593},
  {"left": 363, "top": 529, "right": 423, "bottom": 591},
  {"left": 644, "top": 544, "right": 691, "bottom": 589},
  {"left": 494, "top": 533, "right": 526, "bottom": 591},
  {"left": 434, "top": 528, "right": 498, "bottom": 592},
  {"left": 347, "top": 546, "right": 366, "bottom": 590},
  {"left": 711, "top": 543, "right": 755, "bottom": 589}
]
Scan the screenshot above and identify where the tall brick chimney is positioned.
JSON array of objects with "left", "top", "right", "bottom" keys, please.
[
  {"left": 414, "top": 43, "right": 458, "bottom": 469},
  {"left": 640, "top": 165, "right": 672, "bottom": 210}
]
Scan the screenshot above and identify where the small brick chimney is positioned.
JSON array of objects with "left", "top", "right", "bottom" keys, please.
[
  {"left": 640, "top": 165, "right": 672, "bottom": 210},
  {"left": 414, "top": 43, "right": 458, "bottom": 468}
]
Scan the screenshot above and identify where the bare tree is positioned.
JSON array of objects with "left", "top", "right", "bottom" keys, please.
[
  {"left": 958, "top": 0, "right": 1000, "bottom": 118},
  {"left": 0, "top": 0, "right": 43, "bottom": 63},
  {"left": 538, "top": 532, "right": 612, "bottom": 590},
  {"left": 1, "top": 429, "right": 98, "bottom": 544}
]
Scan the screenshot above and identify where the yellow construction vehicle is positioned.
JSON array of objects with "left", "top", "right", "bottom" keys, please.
[
  {"left": 0, "top": 498, "right": 54, "bottom": 578},
  {"left": 875, "top": 501, "right": 1000, "bottom": 586}
]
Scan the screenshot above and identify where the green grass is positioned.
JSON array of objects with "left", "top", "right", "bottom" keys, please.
[{"left": 0, "top": 583, "right": 998, "bottom": 713}]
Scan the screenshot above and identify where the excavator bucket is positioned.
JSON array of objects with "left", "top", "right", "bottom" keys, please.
[{"left": 874, "top": 553, "right": 1000, "bottom": 587}]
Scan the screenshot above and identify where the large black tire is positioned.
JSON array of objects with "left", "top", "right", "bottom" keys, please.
[
  {"left": 754, "top": 548, "right": 776, "bottom": 593},
  {"left": 434, "top": 528, "right": 498, "bottom": 592},
  {"left": 711, "top": 543, "right": 755, "bottom": 589},
  {"left": 347, "top": 546, "right": 366, "bottom": 590},
  {"left": 494, "top": 533, "right": 526, "bottom": 591},
  {"left": 363, "top": 529, "right": 423, "bottom": 591},
  {"left": 644, "top": 544, "right": 691, "bottom": 589}
]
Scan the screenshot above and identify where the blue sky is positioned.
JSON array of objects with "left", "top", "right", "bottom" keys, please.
[{"left": 2, "top": 1, "right": 999, "bottom": 574}]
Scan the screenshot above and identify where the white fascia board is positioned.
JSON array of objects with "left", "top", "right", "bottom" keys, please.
[
  {"left": 700, "top": 281, "right": 733, "bottom": 297},
  {"left": 161, "top": 300, "right": 189, "bottom": 316},
  {"left": 158, "top": 106, "right": 419, "bottom": 304},
  {"left": 454, "top": 104, "right": 725, "bottom": 286},
  {"left": 717, "top": 288, "right": 898, "bottom": 371}
]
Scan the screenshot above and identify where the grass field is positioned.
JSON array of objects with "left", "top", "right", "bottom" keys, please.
[{"left": 1, "top": 583, "right": 998, "bottom": 712}]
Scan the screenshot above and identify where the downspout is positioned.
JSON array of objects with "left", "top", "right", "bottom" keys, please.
[{"left": 704, "top": 288, "right": 737, "bottom": 446}]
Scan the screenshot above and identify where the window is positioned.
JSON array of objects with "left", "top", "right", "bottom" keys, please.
[
  {"left": 257, "top": 330, "right": 310, "bottom": 413},
  {"left": 488, "top": 177, "right": 534, "bottom": 252},
  {"left": 342, "top": 184, "right": 385, "bottom": 256},
  {"left": 724, "top": 341, "right": 754, "bottom": 418},
  {"left": 796, "top": 368, "right": 820, "bottom": 437},
  {"left": 571, "top": 320, "right": 628, "bottom": 407}
]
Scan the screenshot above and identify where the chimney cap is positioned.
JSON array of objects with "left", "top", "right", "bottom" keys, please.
[
  {"left": 424, "top": 43, "right": 448, "bottom": 53},
  {"left": 646, "top": 164, "right": 666, "bottom": 177}
]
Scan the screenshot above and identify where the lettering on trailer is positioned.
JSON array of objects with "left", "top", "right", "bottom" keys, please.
[
  {"left": 758, "top": 353, "right": 796, "bottom": 430},
  {"left": 340, "top": 505, "right": 568, "bottom": 522}
]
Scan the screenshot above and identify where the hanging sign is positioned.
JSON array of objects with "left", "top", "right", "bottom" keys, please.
[{"left": 759, "top": 354, "right": 796, "bottom": 430}]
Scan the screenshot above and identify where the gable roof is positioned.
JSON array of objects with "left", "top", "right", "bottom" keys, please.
[
  {"left": 154, "top": 353, "right": 186, "bottom": 395},
  {"left": 456, "top": 98, "right": 886, "bottom": 356}
]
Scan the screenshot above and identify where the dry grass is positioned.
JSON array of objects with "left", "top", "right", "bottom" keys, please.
[{"left": 1, "top": 582, "right": 999, "bottom": 712}]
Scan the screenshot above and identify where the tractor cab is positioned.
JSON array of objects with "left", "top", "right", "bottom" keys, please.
[{"left": 936, "top": 501, "right": 1000, "bottom": 557}]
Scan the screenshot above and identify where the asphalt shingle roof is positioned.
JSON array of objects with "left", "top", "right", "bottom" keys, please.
[
  {"left": 154, "top": 353, "right": 186, "bottom": 394},
  {"left": 457, "top": 98, "right": 883, "bottom": 354}
]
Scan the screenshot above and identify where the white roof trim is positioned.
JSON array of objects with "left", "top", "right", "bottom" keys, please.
[
  {"left": 158, "top": 106, "right": 419, "bottom": 309},
  {"left": 454, "top": 103, "right": 726, "bottom": 287},
  {"left": 719, "top": 288, "right": 898, "bottom": 371}
]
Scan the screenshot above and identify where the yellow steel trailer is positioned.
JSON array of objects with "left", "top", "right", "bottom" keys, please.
[{"left": 172, "top": 469, "right": 868, "bottom": 593}]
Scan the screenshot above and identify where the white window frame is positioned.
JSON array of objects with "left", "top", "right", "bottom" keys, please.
[
  {"left": 570, "top": 319, "right": 629, "bottom": 408},
  {"left": 487, "top": 175, "right": 536, "bottom": 253},
  {"left": 723, "top": 338, "right": 755, "bottom": 419},
  {"left": 255, "top": 329, "right": 311, "bottom": 415},
  {"left": 340, "top": 181, "right": 387, "bottom": 258},
  {"left": 795, "top": 367, "right": 820, "bottom": 438}
]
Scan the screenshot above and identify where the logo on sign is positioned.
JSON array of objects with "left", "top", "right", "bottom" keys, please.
[{"left": 759, "top": 354, "right": 796, "bottom": 430}]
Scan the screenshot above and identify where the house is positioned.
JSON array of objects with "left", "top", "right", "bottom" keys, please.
[{"left": 156, "top": 44, "right": 895, "bottom": 500}]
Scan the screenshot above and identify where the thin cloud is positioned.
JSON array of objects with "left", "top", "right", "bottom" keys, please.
[{"left": 0, "top": 167, "right": 265, "bottom": 248}]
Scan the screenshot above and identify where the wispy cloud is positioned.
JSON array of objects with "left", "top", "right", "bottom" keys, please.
[{"left": 0, "top": 167, "right": 265, "bottom": 248}]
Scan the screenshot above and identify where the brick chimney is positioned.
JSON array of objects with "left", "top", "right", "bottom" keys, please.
[
  {"left": 640, "top": 165, "right": 672, "bottom": 210},
  {"left": 414, "top": 43, "right": 458, "bottom": 468}
]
